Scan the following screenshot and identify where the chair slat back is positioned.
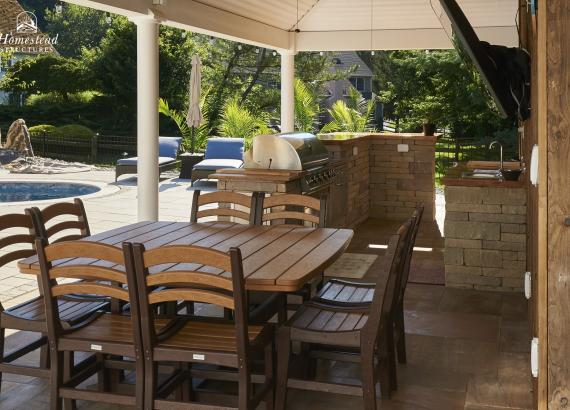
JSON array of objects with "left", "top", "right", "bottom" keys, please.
[
  {"left": 257, "top": 193, "right": 327, "bottom": 227},
  {"left": 0, "top": 212, "right": 35, "bottom": 268},
  {"left": 128, "top": 243, "right": 249, "bottom": 352},
  {"left": 31, "top": 198, "right": 90, "bottom": 244},
  {"left": 397, "top": 206, "right": 424, "bottom": 306},
  {"left": 190, "top": 190, "right": 257, "bottom": 224},
  {"left": 36, "top": 239, "right": 136, "bottom": 338},
  {"left": 363, "top": 218, "right": 413, "bottom": 342}
]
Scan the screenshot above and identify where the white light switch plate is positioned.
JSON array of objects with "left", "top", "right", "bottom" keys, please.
[{"left": 397, "top": 144, "right": 409, "bottom": 153}]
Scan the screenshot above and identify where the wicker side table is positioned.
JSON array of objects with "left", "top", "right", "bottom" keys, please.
[{"left": 179, "top": 153, "right": 204, "bottom": 179}]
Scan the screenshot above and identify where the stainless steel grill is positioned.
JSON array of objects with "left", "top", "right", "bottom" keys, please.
[
  {"left": 243, "top": 132, "right": 340, "bottom": 194},
  {"left": 243, "top": 132, "right": 329, "bottom": 171}
]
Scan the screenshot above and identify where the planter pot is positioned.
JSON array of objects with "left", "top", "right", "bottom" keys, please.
[
  {"left": 423, "top": 123, "right": 436, "bottom": 136},
  {"left": 179, "top": 152, "right": 204, "bottom": 179}
]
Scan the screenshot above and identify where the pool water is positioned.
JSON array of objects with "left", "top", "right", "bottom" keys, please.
[{"left": 0, "top": 182, "right": 101, "bottom": 203}]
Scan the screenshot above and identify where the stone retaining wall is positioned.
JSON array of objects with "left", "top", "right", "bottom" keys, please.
[{"left": 444, "top": 186, "right": 527, "bottom": 292}]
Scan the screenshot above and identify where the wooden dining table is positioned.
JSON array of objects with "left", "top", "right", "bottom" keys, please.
[{"left": 18, "top": 221, "right": 354, "bottom": 292}]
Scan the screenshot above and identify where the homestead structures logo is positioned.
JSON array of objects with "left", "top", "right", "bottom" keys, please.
[
  {"left": 0, "top": 11, "right": 58, "bottom": 53},
  {"left": 16, "top": 11, "right": 38, "bottom": 33}
]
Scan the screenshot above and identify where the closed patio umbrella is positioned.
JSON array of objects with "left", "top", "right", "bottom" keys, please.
[{"left": 186, "top": 54, "right": 203, "bottom": 153}]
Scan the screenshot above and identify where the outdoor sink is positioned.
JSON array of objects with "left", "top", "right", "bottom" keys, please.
[{"left": 461, "top": 169, "right": 502, "bottom": 179}]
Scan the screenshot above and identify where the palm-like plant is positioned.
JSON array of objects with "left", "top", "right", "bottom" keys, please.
[
  {"left": 320, "top": 86, "right": 376, "bottom": 133},
  {"left": 294, "top": 78, "right": 320, "bottom": 132},
  {"left": 219, "top": 98, "right": 273, "bottom": 149},
  {"left": 159, "top": 87, "right": 212, "bottom": 152}
]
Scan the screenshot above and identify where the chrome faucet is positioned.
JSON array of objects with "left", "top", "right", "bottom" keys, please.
[{"left": 489, "top": 140, "right": 503, "bottom": 171}]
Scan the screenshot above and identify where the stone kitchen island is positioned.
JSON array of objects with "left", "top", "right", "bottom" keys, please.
[
  {"left": 443, "top": 162, "right": 527, "bottom": 292},
  {"left": 214, "top": 132, "right": 437, "bottom": 228}
]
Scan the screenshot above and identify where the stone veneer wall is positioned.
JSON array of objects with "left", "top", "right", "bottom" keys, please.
[
  {"left": 325, "top": 137, "right": 370, "bottom": 228},
  {"left": 322, "top": 133, "right": 436, "bottom": 226},
  {"left": 444, "top": 186, "right": 527, "bottom": 292},
  {"left": 368, "top": 136, "right": 436, "bottom": 221}
]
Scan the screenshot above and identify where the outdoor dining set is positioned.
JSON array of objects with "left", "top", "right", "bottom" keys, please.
[{"left": 0, "top": 191, "right": 423, "bottom": 410}]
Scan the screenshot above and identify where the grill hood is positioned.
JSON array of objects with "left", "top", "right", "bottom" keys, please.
[{"left": 243, "top": 132, "right": 329, "bottom": 171}]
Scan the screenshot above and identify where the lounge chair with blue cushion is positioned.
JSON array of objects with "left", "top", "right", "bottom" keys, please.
[
  {"left": 115, "top": 136, "right": 182, "bottom": 181},
  {"left": 191, "top": 137, "right": 244, "bottom": 185}
]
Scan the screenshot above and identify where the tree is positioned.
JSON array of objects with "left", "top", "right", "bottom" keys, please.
[
  {"left": 0, "top": 54, "right": 91, "bottom": 101},
  {"left": 82, "top": 17, "right": 137, "bottom": 114},
  {"left": 44, "top": 5, "right": 109, "bottom": 58},
  {"left": 373, "top": 49, "right": 514, "bottom": 139}
]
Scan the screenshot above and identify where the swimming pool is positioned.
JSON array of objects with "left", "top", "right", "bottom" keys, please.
[{"left": 0, "top": 182, "right": 101, "bottom": 203}]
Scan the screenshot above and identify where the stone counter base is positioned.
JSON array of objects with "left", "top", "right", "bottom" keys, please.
[{"left": 444, "top": 186, "right": 527, "bottom": 292}]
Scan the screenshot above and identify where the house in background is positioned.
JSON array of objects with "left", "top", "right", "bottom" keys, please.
[
  {"left": 321, "top": 51, "right": 382, "bottom": 127},
  {"left": 0, "top": 0, "right": 57, "bottom": 105}
]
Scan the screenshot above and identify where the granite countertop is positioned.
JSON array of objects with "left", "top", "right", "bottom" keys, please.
[
  {"left": 317, "top": 132, "right": 439, "bottom": 145},
  {"left": 442, "top": 161, "right": 526, "bottom": 188}
]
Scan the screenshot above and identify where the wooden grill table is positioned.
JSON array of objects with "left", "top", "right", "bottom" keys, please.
[{"left": 18, "top": 221, "right": 353, "bottom": 293}]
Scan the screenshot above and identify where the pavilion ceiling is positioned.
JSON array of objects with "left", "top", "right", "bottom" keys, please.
[{"left": 66, "top": 0, "right": 519, "bottom": 51}]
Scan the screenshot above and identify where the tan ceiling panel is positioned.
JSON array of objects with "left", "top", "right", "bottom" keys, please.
[{"left": 194, "top": 0, "right": 517, "bottom": 32}]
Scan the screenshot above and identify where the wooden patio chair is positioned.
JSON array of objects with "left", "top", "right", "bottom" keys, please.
[
  {"left": 275, "top": 227, "right": 411, "bottom": 410},
  {"left": 190, "top": 190, "right": 259, "bottom": 224},
  {"left": 313, "top": 205, "right": 425, "bottom": 364},
  {"left": 0, "top": 212, "right": 107, "bottom": 397},
  {"left": 128, "top": 243, "right": 275, "bottom": 410},
  {"left": 35, "top": 239, "right": 144, "bottom": 409},
  {"left": 255, "top": 193, "right": 329, "bottom": 305},
  {"left": 255, "top": 193, "right": 327, "bottom": 228},
  {"left": 29, "top": 198, "right": 91, "bottom": 243},
  {"left": 190, "top": 190, "right": 285, "bottom": 323}
]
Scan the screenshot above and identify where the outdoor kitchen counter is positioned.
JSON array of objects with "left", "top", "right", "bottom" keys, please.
[
  {"left": 214, "top": 132, "right": 438, "bottom": 227},
  {"left": 318, "top": 132, "right": 438, "bottom": 222},
  {"left": 317, "top": 131, "right": 438, "bottom": 145},
  {"left": 212, "top": 168, "right": 308, "bottom": 194},
  {"left": 442, "top": 161, "right": 527, "bottom": 292},
  {"left": 442, "top": 161, "right": 525, "bottom": 188}
]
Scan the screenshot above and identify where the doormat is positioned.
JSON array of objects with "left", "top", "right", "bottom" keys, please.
[{"left": 325, "top": 253, "right": 378, "bottom": 279}]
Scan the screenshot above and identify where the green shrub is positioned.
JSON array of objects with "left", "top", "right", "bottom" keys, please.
[
  {"left": 28, "top": 124, "right": 94, "bottom": 139},
  {"left": 56, "top": 124, "right": 95, "bottom": 139},
  {"left": 28, "top": 124, "right": 58, "bottom": 135},
  {"left": 26, "top": 91, "right": 101, "bottom": 107}
]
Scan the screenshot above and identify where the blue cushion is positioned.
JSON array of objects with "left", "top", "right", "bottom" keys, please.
[
  {"left": 158, "top": 136, "right": 182, "bottom": 158},
  {"left": 193, "top": 158, "right": 243, "bottom": 170},
  {"left": 117, "top": 157, "right": 176, "bottom": 166},
  {"left": 204, "top": 138, "right": 244, "bottom": 160}
]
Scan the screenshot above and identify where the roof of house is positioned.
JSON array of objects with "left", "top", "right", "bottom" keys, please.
[
  {"left": 0, "top": 0, "right": 57, "bottom": 54},
  {"left": 331, "top": 51, "right": 373, "bottom": 78}
]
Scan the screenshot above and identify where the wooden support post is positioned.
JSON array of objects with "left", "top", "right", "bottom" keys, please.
[{"left": 546, "top": 0, "right": 570, "bottom": 407}]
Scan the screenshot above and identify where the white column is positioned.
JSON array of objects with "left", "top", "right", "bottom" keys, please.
[
  {"left": 134, "top": 17, "right": 159, "bottom": 221},
  {"left": 280, "top": 51, "right": 295, "bottom": 133}
]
